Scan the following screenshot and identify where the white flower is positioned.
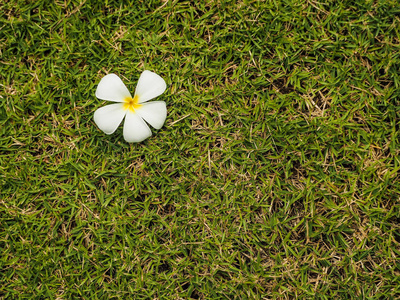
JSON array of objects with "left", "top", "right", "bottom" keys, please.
[{"left": 94, "top": 70, "right": 167, "bottom": 143}]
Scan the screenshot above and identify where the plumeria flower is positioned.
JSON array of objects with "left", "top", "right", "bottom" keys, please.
[{"left": 94, "top": 70, "right": 167, "bottom": 143}]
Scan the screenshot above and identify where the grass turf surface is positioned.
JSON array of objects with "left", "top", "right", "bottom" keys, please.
[{"left": 1, "top": 0, "right": 400, "bottom": 298}]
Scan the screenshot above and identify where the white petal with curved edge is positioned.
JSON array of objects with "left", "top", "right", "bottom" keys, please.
[
  {"left": 96, "top": 74, "right": 131, "bottom": 102},
  {"left": 123, "top": 111, "right": 152, "bottom": 143},
  {"left": 135, "top": 101, "right": 167, "bottom": 130},
  {"left": 135, "top": 70, "right": 167, "bottom": 103},
  {"left": 94, "top": 103, "right": 126, "bottom": 134}
]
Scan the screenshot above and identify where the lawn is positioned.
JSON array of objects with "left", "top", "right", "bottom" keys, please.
[{"left": 1, "top": 0, "right": 400, "bottom": 299}]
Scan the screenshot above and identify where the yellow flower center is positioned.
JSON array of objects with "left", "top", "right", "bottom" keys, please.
[{"left": 123, "top": 95, "right": 141, "bottom": 112}]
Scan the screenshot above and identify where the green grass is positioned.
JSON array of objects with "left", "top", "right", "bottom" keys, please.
[{"left": 1, "top": 0, "right": 400, "bottom": 298}]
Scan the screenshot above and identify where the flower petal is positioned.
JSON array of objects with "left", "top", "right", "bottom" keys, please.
[
  {"left": 94, "top": 103, "right": 126, "bottom": 134},
  {"left": 96, "top": 74, "right": 131, "bottom": 102},
  {"left": 135, "top": 101, "right": 167, "bottom": 130},
  {"left": 123, "top": 111, "right": 152, "bottom": 143},
  {"left": 135, "top": 70, "right": 167, "bottom": 103}
]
